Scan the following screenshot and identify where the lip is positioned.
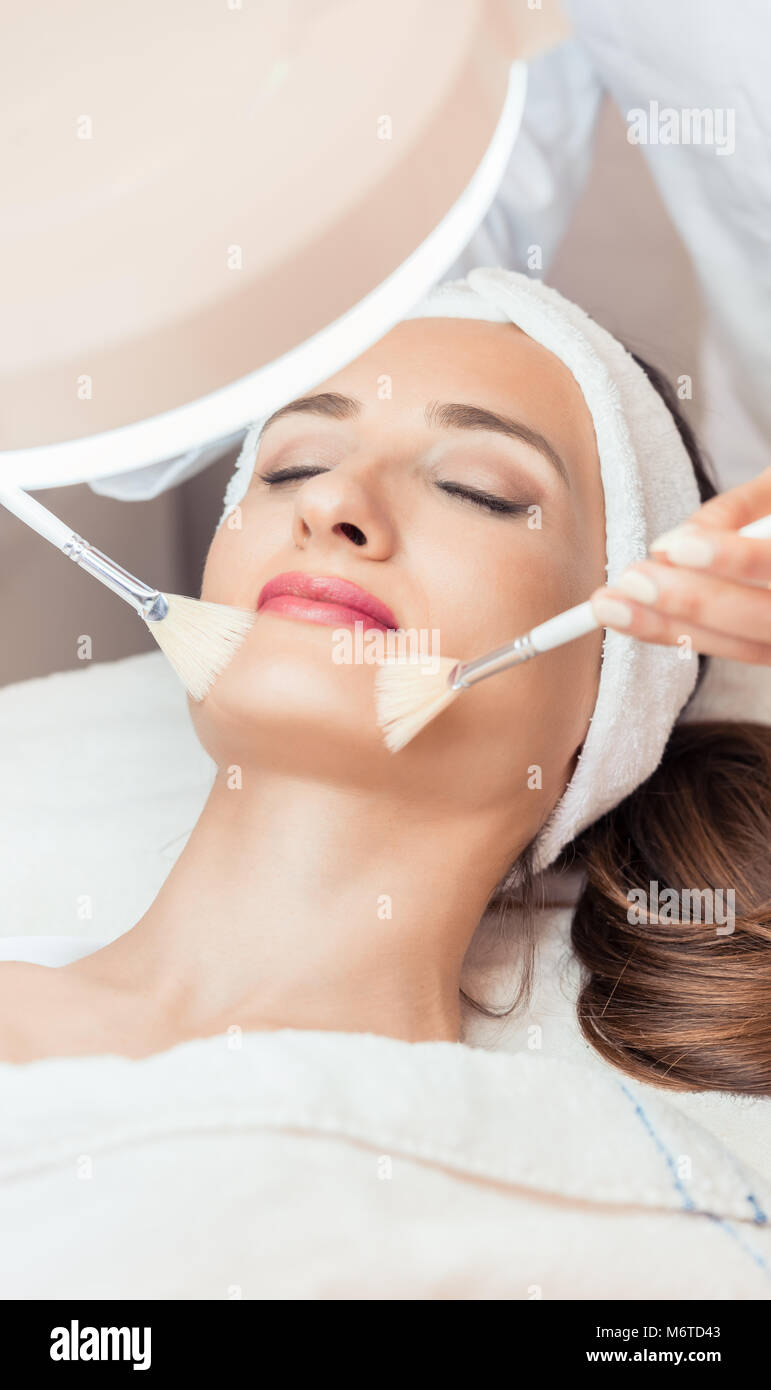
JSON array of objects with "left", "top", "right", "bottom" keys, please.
[{"left": 256, "top": 571, "right": 399, "bottom": 633}]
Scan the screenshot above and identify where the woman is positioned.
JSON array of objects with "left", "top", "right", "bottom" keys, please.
[{"left": 0, "top": 269, "right": 769, "bottom": 1100}]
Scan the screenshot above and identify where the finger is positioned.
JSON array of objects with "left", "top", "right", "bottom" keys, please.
[
  {"left": 649, "top": 527, "right": 771, "bottom": 586},
  {"left": 590, "top": 586, "right": 771, "bottom": 666},
  {"left": 671, "top": 463, "right": 771, "bottom": 534},
  {"left": 605, "top": 560, "right": 771, "bottom": 645}
]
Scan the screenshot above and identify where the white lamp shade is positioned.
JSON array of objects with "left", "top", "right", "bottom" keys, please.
[{"left": 0, "top": 0, "right": 568, "bottom": 489}]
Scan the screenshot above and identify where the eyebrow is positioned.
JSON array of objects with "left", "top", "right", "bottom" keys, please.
[{"left": 258, "top": 391, "right": 569, "bottom": 486}]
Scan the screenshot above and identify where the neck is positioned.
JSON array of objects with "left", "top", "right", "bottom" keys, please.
[{"left": 88, "top": 767, "right": 518, "bottom": 1044}]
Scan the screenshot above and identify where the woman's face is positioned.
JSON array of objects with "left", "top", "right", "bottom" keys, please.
[{"left": 193, "top": 317, "right": 606, "bottom": 853}]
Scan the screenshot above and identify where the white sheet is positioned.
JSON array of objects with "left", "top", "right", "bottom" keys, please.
[
  {"left": 1, "top": 652, "right": 769, "bottom": 1298},
  {"left": 2, "top": 910, "right": 770, "bottom": 1299},
  {"left": 1, "top": 1019, "right": 770, "bottom": 1299}
]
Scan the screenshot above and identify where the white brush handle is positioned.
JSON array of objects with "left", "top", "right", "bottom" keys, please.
[
  {"left": 453, "top": 510, "right": 771, "bottom": 687},
  {"left": 0, "top": 480, "right": 75, "bottom": 549},
  {"left": 530, "top": 599, "right": 597, "bottom": 654},
  {"left": 0, "top": 480, "right": 167, "bottom": 620}
]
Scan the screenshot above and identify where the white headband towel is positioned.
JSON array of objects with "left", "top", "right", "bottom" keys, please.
[{"left": 219, "top": 268, "right": 702, "bottom": 875}]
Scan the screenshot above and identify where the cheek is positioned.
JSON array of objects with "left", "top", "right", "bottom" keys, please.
[
  {"left": 410, "top": 518, "right": 604, "bottom": 808},
  {"left": 201, "top": 525, "right": 241, "bottom": 604},
  {"left": 201, "top": 507, "right": 274, "bottom": 605},
  {"left": 419, "top": 517, "right": 601, "bottom": 663},
  {"left": 428, "top": 625, "right": 602, "bottom": 812}
]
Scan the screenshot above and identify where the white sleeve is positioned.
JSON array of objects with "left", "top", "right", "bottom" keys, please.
[
  {"left": 564, "top": 0, "right": 771, "bottom": 480},
  {"left": 445, "top": 39, "right": 604, "bottom": 278}
]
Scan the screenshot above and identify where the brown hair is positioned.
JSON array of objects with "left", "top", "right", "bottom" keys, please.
[{"left": 464, "top": 355, "right": 771, "bottom": 1096}]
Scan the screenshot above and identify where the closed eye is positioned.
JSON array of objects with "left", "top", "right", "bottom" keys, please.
[
  {"left": 437, "top": 481, "right": 531, "bottom": 516},
  {"left": 258, "top": 465, "right": 330, "bottom": 486},
  {"left": 259, "top": 466, "right": 530, "bottom": 517}
]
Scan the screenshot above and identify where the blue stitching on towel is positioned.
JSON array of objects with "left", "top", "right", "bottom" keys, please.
[
  {"left": 704, "top": 1213, "right": 771, "bottom": 1276},
  {"left": 617, "top": 1081, "right": 695, "bottom": 1211},
  {"left": 744, "top": 1191, "right": 768, "bottom": 1225},
  {"left": 720, "top": 1156, "right": 768, "bottom": 1226},
  {"left": 618, "top": 1080, "right": 771, "bottom": 1282}
]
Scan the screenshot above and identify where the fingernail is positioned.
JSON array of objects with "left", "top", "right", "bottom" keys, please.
[
  {"left": 650, "top": 527, "right": 715, "bottom": 567},
  {"left": 650, "top": 527, "right": 685, "bottom": 552},
  {"left": 615, "top": 569, "right": 659, "bottom": 604},
  {"left": 591, "top": 595, "right": 633, "bottom": 628}
]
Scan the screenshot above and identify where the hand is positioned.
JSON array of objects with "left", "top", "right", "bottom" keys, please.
[{"left": 589, "top": 465, "right": 771, "bottom": 665}]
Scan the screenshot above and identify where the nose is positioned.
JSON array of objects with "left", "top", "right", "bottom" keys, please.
[{"left": 291, "top": 464, "right": 397, "bottom": 560}]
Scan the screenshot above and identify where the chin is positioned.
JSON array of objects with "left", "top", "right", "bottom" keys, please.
[{"left": 189, "top": 615, "right": 395, "bottom": 783}]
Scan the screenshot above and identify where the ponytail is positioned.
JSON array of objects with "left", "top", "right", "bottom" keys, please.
[{"left": 569, "top": 719, "right": 771, "bottom": 1094}]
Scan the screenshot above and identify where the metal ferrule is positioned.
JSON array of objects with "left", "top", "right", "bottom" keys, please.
[
  {"left": 63, "top": 535, "right": 168, "bottom": 621},
  {"left": 450, "top": 632, "right": 537, "bottom": 690}
]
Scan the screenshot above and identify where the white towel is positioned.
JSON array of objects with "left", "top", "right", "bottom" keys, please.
[
  {"left": 0, "top": 1015, "right": 769, "bottom": 1299},
  {"left": 1, "top": 652, "right": 769, "bottom": 1298}
]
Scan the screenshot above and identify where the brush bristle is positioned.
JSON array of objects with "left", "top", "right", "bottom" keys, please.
[
  {"left": 147, "top": 594, "right": 255, "bottom": 700},
  {"left": 374, "top": 656, "right": 461, "bottom": 751}
]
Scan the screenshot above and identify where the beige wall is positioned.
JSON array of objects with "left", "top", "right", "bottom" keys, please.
[
  {"left": 0, "top": 449, "right": 237, "bottom": 687},
  {"left": 1, "top": 100, "right": 703, "bottom": 688}
]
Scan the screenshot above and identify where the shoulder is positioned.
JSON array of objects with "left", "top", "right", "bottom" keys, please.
[{"left": 0, "top": 961, "right": 95, "bottom": 1063}]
